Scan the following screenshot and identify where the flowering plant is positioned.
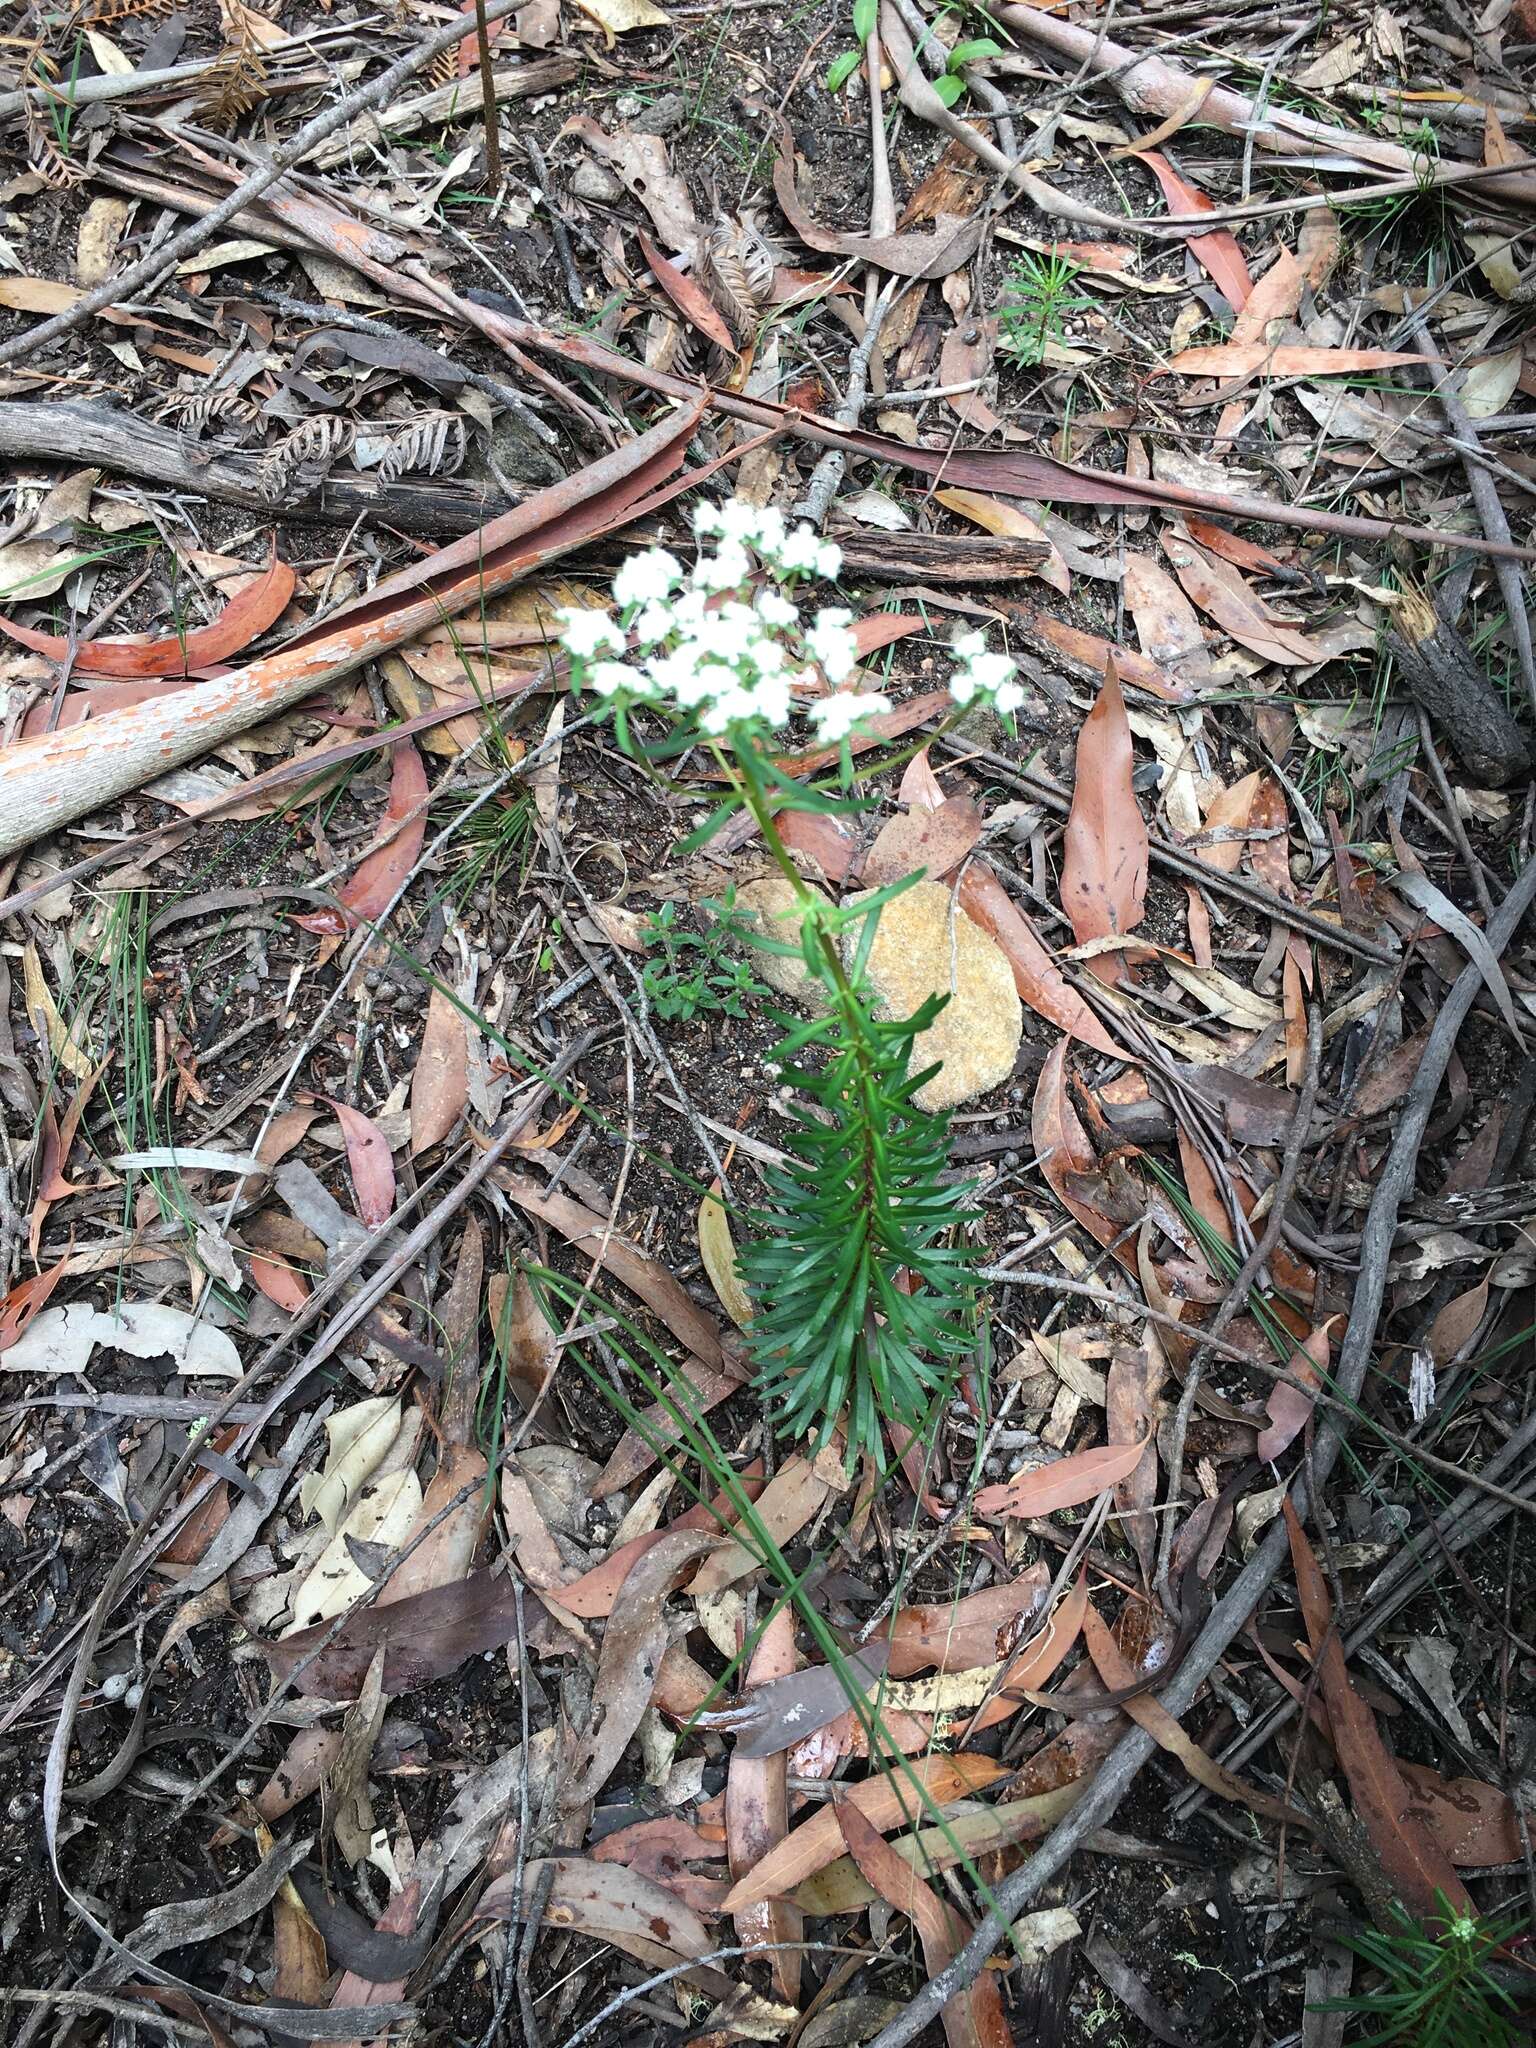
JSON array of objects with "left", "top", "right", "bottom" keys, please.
[{"left": 558, "top": 498, "right": 1022, "bottom": 1466}]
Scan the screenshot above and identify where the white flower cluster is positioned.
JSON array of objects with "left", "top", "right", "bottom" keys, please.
[{"left": 557, "top": 498, "right": 1021, "bottom": 746}]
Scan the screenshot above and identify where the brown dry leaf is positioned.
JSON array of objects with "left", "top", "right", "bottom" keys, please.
[
  {"left": 1168, "top": 342, "right": 1419, "bottom": 377},
  {"left": 1194, "top": 771, "right": 1261, "bottom": 874},
  {"left": 638, "top": 232, "right": 736, "bottom": 354},
  {"left": 1256, "top": 1321, "right": 1332, "bottom": 1462},
  {"left": 560, "top": 117, "right": 698, "bottom": 246},
  {"left": 1082, "top": 1603, "right": 1310, "bottom": 1826},
  {"left": 570, "top": 0, "right": 671, "bottom": 40},
  {"left": 487, "top": 1267, "right": 559, "bottom": 1415},
  {"left": 499, "top": 1177, "right": 724, "bottom": 1367},
  {"left": 861, "top": 795, "right": 983, "bottom": 889},
  {"left": 975, "top": 1435, "right": 1150, "bottom": 1520},
  {"left": 884, "top": 1564, "right": 1050, "bottom": 1676},
  {"left": 1398, "top": 1763, "right": 1523, "bottom": 1867},
  {"left": 899, "top": 750, "right": 1125, "bottom": 1057},
  {"left": 935, "top": 487, "right": 1070, "bottom": 595},
  {"left": 1424, "top": 1278, "right": 1488, "bottom": 1367},
  {"left": 409, "top": 986, "right": 468, "bottom": 1156},
  {"left": 570, "top": 1529, "right": 722, "bottom": 1803},
  {"left": 591, "top": 1819, "right": 729, "bottom": 1914},
  {"left": 837, "top": 1803, "right": 1011, "bottom": 2048},
  {"left": 1016, "top": 605, "right": 1191, "bottom": 705},
  {"left": 796, "top": 1786, "right": 1083, "bottom": 1914},
  {"left": 698, "top": 1181, "right": 753, "bottom": 1331},
  {"left": 1123, "top": 552, "right": 1217, "bottom": 692},
  {"left": 1032, "top": 1040, "right": 1141, "bottom": 1267},
  {"left": 727, "top": 1607, "right": 802, "bottom": 2002},
  {"left": 722, "top": 1752, "right": 1009, "bottom": 1911},
  {"left": 1139, "top": 152, "right": 1251, "bottom": 308},
  {"left": 478, "top": 1857, "right": 727, "bottom": 1994},
  {"left": 772, "top": 118, "right": 982, "bottom": 279},
  {"left": 1247, "top": 776, "right": 1296, "bottom": 898},
  {"left": 1161, "top": 531, "right": 1317, "bottom": 666},
  {"left": 321, "top": 1097, "right": 396, "bottom": 1228},
  {"left": 1062, "top": 666, "right": 1148, "bottom": 982},
  {"left": 1285, "top": 1502, "right": 1474, "bottom": 1921},
  {"left": 1106, "top": 1349, "right": 1162, "bottom": 1582},
  {"left": 691, "top": 1454, "right": 836, "bottom": 1597}
]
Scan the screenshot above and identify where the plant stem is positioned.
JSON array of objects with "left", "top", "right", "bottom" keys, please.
[{"left": 473, "top": 0, "right": 502, "bottom": 190}]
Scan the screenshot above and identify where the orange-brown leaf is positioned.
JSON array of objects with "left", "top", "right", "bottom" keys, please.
[
  {"left": 1061, "top": 666, "right": 1147, "bottom": 982},
  {"left": 1285, "top": 1502, "right": 1474, "bottom": 1921},
  {"left": 975, "top": 1435, "right": 1150, "bottom": 1519}
]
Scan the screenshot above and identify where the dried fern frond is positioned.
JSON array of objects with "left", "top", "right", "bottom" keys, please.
[
  {"left": 256, "top": 415, "right": 354, "bottom": 501},
  {"left": 702, "top": 215, "right": 775, "bottom": 342},
  {"left": 376, "top": 412, "right": 466, "bottom": 484},
  {"left": 158, "top": 389, "right": 258, "bottom": 435}
]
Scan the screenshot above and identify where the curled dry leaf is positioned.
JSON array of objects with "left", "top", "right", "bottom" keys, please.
[
  {"left": 478, "top": 1857, "right": 730, "bottom": 1996},
  {"left": 1161, "top": 532, "right": 1317, "bottom": 666},
  {"left": 1062, "top": 667, "right": 1148, "bottom": 982},
  {"left": 1107, "top": 1348, "right": 1162, "bottom": 1583},
  {"left": 560, "top": 118, "right": 699, "bottom": 247},
  {"left": 288, "top": 1468, "right": 422, "bottom": 1632},
  {"left": 0, "top": 542, "right": 295, "bottom": 676}
]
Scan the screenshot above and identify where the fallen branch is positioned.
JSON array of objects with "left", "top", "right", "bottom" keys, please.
[
  {"left": 998, "top": 6, "right": 1536, "bottom": 211},
  {"left": 0, "top": 400, "right": 704, "bottom": 858},
  {"left": 864, "top": 848, "right": 1536, "bottom": 2048},
  {"left": 0, "top": 401, "right": 519, "bottom": 538}
]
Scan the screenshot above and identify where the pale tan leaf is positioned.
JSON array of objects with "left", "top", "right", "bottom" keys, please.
[{"left": 699, "top": 1181, "right": 753, "bottom": 1330}]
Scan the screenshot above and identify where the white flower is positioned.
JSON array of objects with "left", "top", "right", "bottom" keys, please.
[
  {"left": 953, "top": 630, "right": 986, "bottom": 663},
  {"left": 559, "top": 606, "right": 625, "bottom": 660},
  {"left": 779, "top": 524, "right": 824, "bottom": 574},
  {"left": 753, "top": 673, "right": 792, "bottom": 727},
  {"left": 691, "top": 542, "right": 751, "bottom": 593},
  {"left": 810, "top": 691, "right": 887, "bottom": 742},
  {"left": 691, "top": 502, "right": 724, "bottom": 538},
  {"left": 948, "top": 668, "right": 978, "bottom": 706},
  {"left": 755, "top": 507, "right": 788, "bottom": 557},
  {"left": 815, "top": 540, "right": 843, "bottom": 579},
  {"left": 718, "top": 499, "right": 764, "bottom": 544},
  {"left": 995, "top": 679, "right": 1025, "bottom": 714},
  {"left": 613, "top": 548, "right": 682, "bottom": 610},
  {"left": 693, "top": 608, "right": 757, "bottom": 665},
  {"left": 587, "top": 659, "right": 641, "bottom": 698},
  {"left": 808, "top": 607, "right": 857, "bottom": 684},
  {"left": 756, "top": 588, "right": 798, "bottom": 630},
  {"left": 631, "top": 602, "right": 674, "bottom": 648},
  {"left": 964, "top": 650, "right": 1017, "bottom": 695}
]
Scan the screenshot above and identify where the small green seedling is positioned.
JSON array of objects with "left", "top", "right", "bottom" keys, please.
[
  {"left": 929, "top": 36, "right": 1002, "bottom": 105},
  {"left": 825, "top": 0, "right": 878, "bottom": 93},
  {"left": 1312, "top": 1897, "right": 1529, "bottom": 2047},
  {"left": 641, "top": 892, "right": 770, "bottom": 1023},
  {"left": 996, "top": 248, "right": 1093, "bottom": 368}
]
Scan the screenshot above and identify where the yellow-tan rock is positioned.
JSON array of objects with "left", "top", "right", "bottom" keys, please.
[
  {"left": 734, "top": 875, "right": 829, "bottom": 1006},
  {"left": 846, "top": 882, "right": 1022, "bottom": 1113}
]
